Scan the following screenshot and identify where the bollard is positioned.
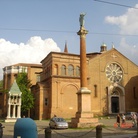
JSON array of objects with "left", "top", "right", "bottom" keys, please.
[
  {"left": 14, "top": 118, "right": 38, "bottom": 138},
  {"left": 45, "top": 127, "right": 52, "bottom": 138},
  {"left": 137, "top": 117, "right": 138, "bottom": 136},
  {"left": 0, "top": 123, "right": 5, "bottom": 138},
  {"left": 96, "top": 125, "right": 102, "bottom": 138}
]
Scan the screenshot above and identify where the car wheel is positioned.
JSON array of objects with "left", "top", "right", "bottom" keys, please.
[
  {"left": 49, "top": 126, "right": 52, "bottom": 129},
  {"left": 49, "top": 124, "right": 52, "bottom": 129},
  {"left": 54, "top": 125, "right": 57, "bottom": 129}
]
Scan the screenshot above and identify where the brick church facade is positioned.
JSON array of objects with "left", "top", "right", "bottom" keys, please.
[
  {"left": 31, "top": 43, "right": 138, "bottom": 119},
  {"left": 2, "top": 44, "right": 138, "bottom": 120}
]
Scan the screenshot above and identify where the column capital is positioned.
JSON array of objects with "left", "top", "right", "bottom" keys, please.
[
  {"left": 77, "top": 87, "right": 91, "bottom": 94},
  {"left": 77, "top": 27, "right": 88, "bottom": 37}
]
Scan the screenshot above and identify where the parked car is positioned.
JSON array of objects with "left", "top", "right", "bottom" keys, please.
[
  {"left": 49, "top": 117, "right": 68, "bottom": 129},
  {"left": 124, "top": 112, "right": 137, "bottom": 120}
]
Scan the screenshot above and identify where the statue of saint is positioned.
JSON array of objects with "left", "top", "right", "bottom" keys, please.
[{"left": 79, "top": 13, "right": 86, "bottom": 27}]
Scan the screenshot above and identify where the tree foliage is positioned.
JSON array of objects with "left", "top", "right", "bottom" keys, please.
[
  {"left": 0, "top": 80, "right": 3, "bottom": 90},
  {"left": 16, "top": 72, "right": 34, "bottom": 115}
]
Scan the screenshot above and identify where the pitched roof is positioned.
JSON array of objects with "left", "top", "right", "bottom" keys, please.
[{"left": 9, "top": 80, "right": 22, "bottom": 95}]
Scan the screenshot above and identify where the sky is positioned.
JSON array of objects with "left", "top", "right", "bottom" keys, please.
[{"left": 0, "top": 0, "right": 138, "bottom": 80}]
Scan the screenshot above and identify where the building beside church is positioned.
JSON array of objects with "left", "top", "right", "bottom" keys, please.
[
  {"left": 2, "top": 44, "right": 138, "bottom": 120},
  {"left": 2, "top": 63, "right": 42, "bottom": 117}
]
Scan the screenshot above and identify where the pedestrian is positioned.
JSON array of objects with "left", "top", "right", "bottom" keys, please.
[
  {"left": 116, "top": 114, "right": 121, "bottom": 127},
  {"left": 132, "top": 113, "right": 137, "bottom": 127},
  {"left": 122, "top": 114, "right": 126, "bottom": 124},
  {"left": 54, "top": 114, "right": 57, "bottom": 117}
]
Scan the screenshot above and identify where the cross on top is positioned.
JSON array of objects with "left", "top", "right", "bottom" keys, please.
[{"left": 111, "top": 53, "right": 117, "bottom": 59}]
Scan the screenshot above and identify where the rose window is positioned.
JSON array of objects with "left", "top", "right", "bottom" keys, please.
[{"left": 106, "top": 63, "right": 123, "bottom": 83}]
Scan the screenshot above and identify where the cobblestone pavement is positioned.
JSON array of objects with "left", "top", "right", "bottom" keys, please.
[{"left": 1, "top": 117, "right": 138, "bottom": 138}]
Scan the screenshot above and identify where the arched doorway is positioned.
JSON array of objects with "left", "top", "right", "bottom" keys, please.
[
  {"left": 111, "top": 96, "right": 119, "bottom": 113},
  {"left": 108, "top": 84, "right": 125, "bottom": 114}
]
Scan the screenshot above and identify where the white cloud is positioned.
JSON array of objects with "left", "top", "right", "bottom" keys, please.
[
  {"left": 0, "top": 36, "right": 61, "bottom": 80},
  {"left": 105, "top": 4, "right": 138, "bottom": 35},
  {"left": 105, "top": 4, "right": 138, "bottom": 65},
  {"left": 117, "top": 37, "right": 138, "bottom": 65},
  {"left": 105, "top": 15, "right": 127, "bottom": 26}
]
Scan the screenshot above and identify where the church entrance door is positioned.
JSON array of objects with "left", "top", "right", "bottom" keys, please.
[
  {"left": 111, "top": 97, "right": 119, "bottom": 113},
  {"left": 108, "top": 84, "right": 125, "bottom": 114}
]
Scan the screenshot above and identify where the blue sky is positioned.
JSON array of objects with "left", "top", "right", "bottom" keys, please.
[{"left": 0, "top": 0, "right": 138, "bottom": 79}]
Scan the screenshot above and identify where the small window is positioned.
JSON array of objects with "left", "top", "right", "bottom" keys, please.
[
  {"left": 47, "top": 66, "right": 50, "bottom": 76},
  {"left": 46, "top": 67, "right": 48, "bottom": 77},
  {"left": 22, "top": 67, "right": 27, "bottom": 72},
  {"left": 36, "top": 75, "right": 40, "bottom": 82},
  {"left": 106, "top": 87, "right": 108, "bottom": 95},
  {"left": 45, "top": 98, "right": 48, "bottom": 106},
  {"left": 94, "top": 85, "right": 97, "bottom": 97}
]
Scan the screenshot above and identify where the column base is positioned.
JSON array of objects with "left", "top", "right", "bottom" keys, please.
[
  {"left": 70, "top": 112, "right": 99, "bottom": 128},
  {"left": 70, "top": 87, "right": 99, "bottom": 128},
  {"left": 5, "top": 117, "right": 19, "bottom": 122}
]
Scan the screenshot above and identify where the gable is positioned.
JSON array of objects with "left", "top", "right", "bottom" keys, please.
[
  {"left": 88, "top": 48, "right": 138, "bottom": 74},
  {"left": 9, "top": 80, "right": 22, "bottom": 95}
]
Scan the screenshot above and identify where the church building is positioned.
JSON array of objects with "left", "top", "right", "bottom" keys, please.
[
  {"left": 2, "top": 44, "right": 138, "bottom": 120},
  {"left": 2, "top": 14, "right": 138, "bottom": 120},
  {"left": 0, "top": 13, "right": 138, "bottom": 121},
  {"left": 31, "top": 43, "right": 138, "bottom": 120}
]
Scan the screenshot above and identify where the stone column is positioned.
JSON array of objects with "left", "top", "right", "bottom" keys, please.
[
  {"left": 77, "top": 26, "right": 92, "bottom": 115},
  {"left": 77, "top": 27, "right": 88, "bottom": 88},
  {"left": 71, "top": 14, "right": 98, "bottom": 128},
  {"left": 7, "top": 96, "right": 11, "bottom": 118},
  {"left": 17, "top": 96, "right": 21, "bottom": 118},
  {"left": 12, "top": 105, "right": 16, "bottom": 118},
  {"left": 17, "top": 105, "right": 21, "bottom": 118},
  {"left": 7, "top": 104, "right": 11, "bottom": 118}
]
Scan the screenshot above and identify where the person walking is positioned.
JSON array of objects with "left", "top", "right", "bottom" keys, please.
[
  {"left": 122, "top": 114, "right": 126, "bottom": 124},
  {"left": 132, "top": 113, "right": 137, "bottom": 127},
  {"left": 116, "top": 114, "right": 121, "bottom": 127}
]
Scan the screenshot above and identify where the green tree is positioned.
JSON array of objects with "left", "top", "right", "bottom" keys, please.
[
  {"left": 16, "top": 72, "right": 34, "bottom": 117},
  {"left": 0, "top": 80, "right": 3, "bottom": 90}
]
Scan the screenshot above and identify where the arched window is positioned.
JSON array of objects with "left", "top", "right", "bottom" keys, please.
[
  {"left": 54, "top": 64, "right": 58, "bottom": 75},
  {"left": 68, "top": 65, "right": 74, "bottom": 76},
  {"left": 61, "top": 65, "right": 66, "bottom": 75},
  {"left": 36, "top": 75, "right": 40, "bottom": 82},
  {"left": 76, "top": 66, "right": 80, "bottom": 76}
]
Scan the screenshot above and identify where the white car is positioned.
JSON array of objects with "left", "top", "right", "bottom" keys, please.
[
  {"left": 49, "top": 117, "right": 68, "bottom": 129},
  {"left": 124, "top": 112, "right": 137, "bottom": 120}
]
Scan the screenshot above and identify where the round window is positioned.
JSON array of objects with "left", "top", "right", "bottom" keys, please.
[{"left": 106, "top": 63, "right": 123, "bottom": 83}]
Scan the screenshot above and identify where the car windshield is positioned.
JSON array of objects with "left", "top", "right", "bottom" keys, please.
[
  {"left": 53, "top": 117, "right": 65, "bottom": 122},
  {"left": 125, "top": 112, "right": 131, "bottom": 115},
  {"left": 125, "top": 112, "right": 135, "bottom": 115}
]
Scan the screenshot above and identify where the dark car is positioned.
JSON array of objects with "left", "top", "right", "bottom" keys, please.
[
  {"left": 49, "top": 117, "right": 68, "bottom": 129},
  {"left": 124, "top": 112, "right": 137, "bottom": 120}
]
